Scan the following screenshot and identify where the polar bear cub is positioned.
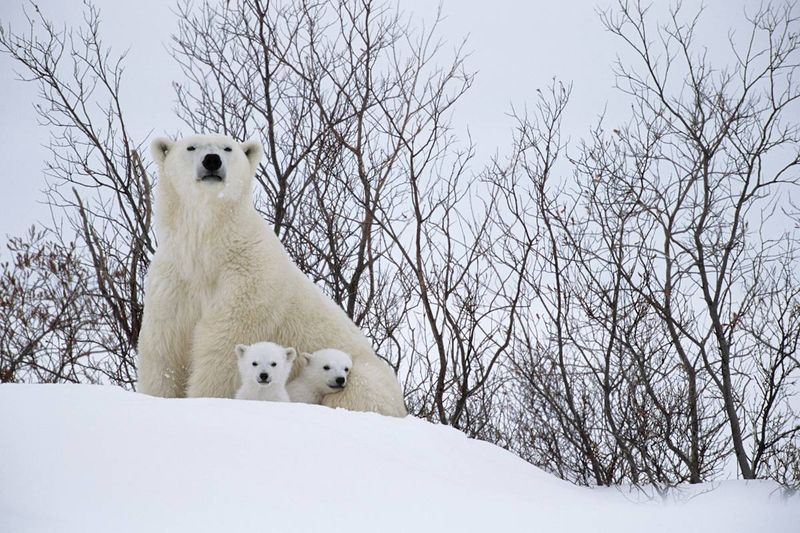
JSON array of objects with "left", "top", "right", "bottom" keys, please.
[
  {"left": 287, "top": 349, "right": 353, "bottom": 405},
  {"left": 235, "top": 342, "right": 297, "bottom": 402}
]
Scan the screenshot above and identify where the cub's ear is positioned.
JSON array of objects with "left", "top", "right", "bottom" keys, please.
[
  {"left": 151, "top": 137, "right": 173, "bottom": 166},
  {"left": 241, "top": 139, "right": 263, "bottom": 168},
  {"left": 285, "top": 347, "right": 297, "bottom": 364},
  {"left": 297, "top": 352, "right": 311, "bottom": 367},
  {"left": 235, "top": 344, "right": 249, "bottom": 359}
]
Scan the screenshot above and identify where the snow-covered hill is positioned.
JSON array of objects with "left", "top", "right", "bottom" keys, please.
[{"left": 0, "top": 384, "right": 797, "bottom": 533}]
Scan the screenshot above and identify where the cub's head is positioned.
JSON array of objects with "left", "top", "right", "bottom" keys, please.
[
  {"left": 297, "top": 349, "right": 352, "bottom": 394},
  {"left": 235, "top": 342, "right": 297, "bottom": 387},
  {"left": 151, "top": 134, "right": 262, "bottom": 203}
]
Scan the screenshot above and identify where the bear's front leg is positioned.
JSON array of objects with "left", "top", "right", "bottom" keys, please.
[
  {"left": 136, "top": 266, "right": 195, "bottom": 397},
  {"left": 186, "top": 287, "right": 270, "bottom": 398},
  {"left": 185, "top": 321, "right": 241, "bottom": 398}
]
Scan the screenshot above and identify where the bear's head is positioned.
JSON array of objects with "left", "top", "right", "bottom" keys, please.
[
  {"left": 297, "top": 348, "right": 352, "bottom": 393},
  {"left": 151, "top": 134, "right": 262, "bottom": 205},
  {"left": 236, "top": 341, "right": 297, "bottom": 387}
]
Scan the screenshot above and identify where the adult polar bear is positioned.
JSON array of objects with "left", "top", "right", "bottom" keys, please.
[{"left": 137, "top": 134, "right": 407, "bottom": 417}]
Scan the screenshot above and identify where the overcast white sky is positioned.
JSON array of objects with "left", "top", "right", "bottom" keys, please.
[{"left": 0, "top": 0, "right": 767, "bottom": 240}]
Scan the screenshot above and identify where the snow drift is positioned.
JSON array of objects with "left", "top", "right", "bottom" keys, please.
[{"left": 0, "top": 384, "right": 797, "bottom": 532}]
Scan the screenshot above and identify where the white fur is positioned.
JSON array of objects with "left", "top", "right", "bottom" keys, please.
[
  {"left": 235, "top": 342, "right": 295, "bottom": 402},
  {"left": 136, "top": 134, "right": 407, "bottom": 417},
  {"left": 287, "top": 349, "right": 353, "bottom": 405}
]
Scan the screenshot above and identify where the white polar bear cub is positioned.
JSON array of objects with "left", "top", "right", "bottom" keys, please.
[
  {"left": 287, "top": 349, "right": 353, "bottom": 405},
  {"left": 235, "top": 342, "right": 296, "bottom": 402},
  {"left": 136, "top": 134, "right": 407, "bottom": 417}
]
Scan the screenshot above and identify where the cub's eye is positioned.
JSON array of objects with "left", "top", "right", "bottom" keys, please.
[
  {"left": 323, "top": 365, "right": 330, "bottom": 371},
  {"left": 187, "top": 146, "right": 196, "bottom": 151},
  {"left": 251, "top": 361, "right": 258, "bottom": 366},
  {"left": 224, "top": 147, "right": 232, "bottom": 152},
  {"left": 270, "top": 362, "right": 277, "bottom": 367},
  {"left": 344, "top": 368, "right": 349, "bottom": 372}
]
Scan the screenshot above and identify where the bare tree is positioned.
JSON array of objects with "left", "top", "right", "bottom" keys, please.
[
  {"left": 502, "top": 1, "right": 800, "bottom": 486},
  {"left": 600, "top": 0, "right": 800, "bottom": 480},
  {"left": 0, "top": 2, "right": 154, "bottom": 384},
  {"left": 0, "top": 227, "right": 117, "bottom": 384}
]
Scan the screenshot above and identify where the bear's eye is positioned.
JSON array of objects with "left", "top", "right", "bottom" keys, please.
[
  {"left": 323, "top": 365, "right": 330, "bottom": 371},
  {"left": 344, "top": 368, "right": 349, "bottom": 372},
  {"left": 224, "top": 146, "right": 232, "bottom": 152},
  {"left": 187, "top": 146, "right": 196, "bottom": 151},
  {"left": 251, "top": 361, "right": 258, "bottom": 366},
  {"left": 270, "top": 362, "right": 277, "bottom": 367}
]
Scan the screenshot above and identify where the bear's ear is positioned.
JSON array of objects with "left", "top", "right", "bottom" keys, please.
[
  {"left": 285, "top": 347, "right": 297, "bottom": 364},
  {"left": 240, "top": 139, "right": 263, "bottom": 168},
  {"left": 297, "top": 352, "right": 311, "bottom": 367},
  {"left": 151, "top": 137, "right": 173, "bottom": 166},
  {"left": 235, "top": 344, "right": 249, "bottom": 359}
]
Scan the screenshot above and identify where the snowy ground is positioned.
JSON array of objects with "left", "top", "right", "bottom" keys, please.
[{"left": 1, "top": 384, "right": 797, "bottom": 533}]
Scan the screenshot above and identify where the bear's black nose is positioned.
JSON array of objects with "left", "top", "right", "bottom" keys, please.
[
  {"left": 202, "top": 153, "right": 222, "bottom": 171},
  {"left": 336, "top": 376, "right": 345, "bottom": 385},
  {"left": 259, "top": 372, "right": 269, "bottom": 381}
]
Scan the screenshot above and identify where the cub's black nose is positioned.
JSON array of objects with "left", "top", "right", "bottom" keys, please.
[
  {"left": 259, "top": 372, "right": 269, "bottom": 381},
  {"left": 335, "top": 376, "right": 345, "bottom": 385},
  {"left": 202, "top": 153, "right": 222, "bottom": 171}
]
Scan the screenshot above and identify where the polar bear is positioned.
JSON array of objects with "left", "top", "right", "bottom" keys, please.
[
  {"left": 136, "top": 134, "right": 407, "bottom": 417},
  {"left": 287, "top": 349, "right": 353, "bottom": 405},
  {"left": 235, "top": 342, "right": 295, "bottom": 402}
]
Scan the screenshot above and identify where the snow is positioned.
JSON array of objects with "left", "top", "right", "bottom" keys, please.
[{"left": 1, "top": 384, "right": 797, "bottom": 533}]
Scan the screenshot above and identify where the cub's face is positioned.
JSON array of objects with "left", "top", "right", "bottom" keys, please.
[
  {"left": 298, "top": 349, "right": 352, "bottom": 393},
  {"left": 151, "top": 134, "right": 262, "bottom": 203},
  {"left": 236, "top": 342, "right": 297, "bottom": 387}
]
